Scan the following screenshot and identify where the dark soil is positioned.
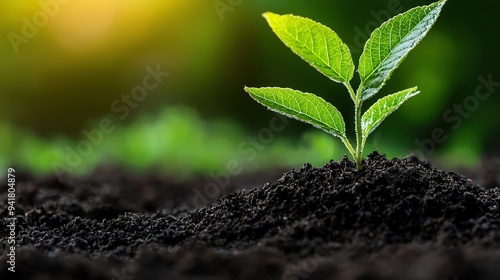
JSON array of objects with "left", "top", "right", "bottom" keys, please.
[{"left": 1, "top": 152, "right": 499, "bottom": 280}]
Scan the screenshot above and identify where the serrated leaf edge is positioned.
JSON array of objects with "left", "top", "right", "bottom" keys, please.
[{"left": 358, "top": 0, "right": 446, "bottom": 100}]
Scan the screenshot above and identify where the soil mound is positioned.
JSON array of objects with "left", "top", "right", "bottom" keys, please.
[{"left": 1, "top": 153, "right": 499, "bottom": 279}]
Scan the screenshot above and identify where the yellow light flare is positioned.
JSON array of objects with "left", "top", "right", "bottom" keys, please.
[
  {"left": 48, "top": 0, "right": 118, "bottom": 52},
  {"left": 46, "top": 0, "right": 195, "bottom": 53}
]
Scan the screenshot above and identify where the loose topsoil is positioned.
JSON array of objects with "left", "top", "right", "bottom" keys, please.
[{"left": 1, "top": 152, "right": 499, "bottom": 280}]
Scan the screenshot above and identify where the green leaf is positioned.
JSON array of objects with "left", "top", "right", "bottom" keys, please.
[
  {"left": 358, "top": 0, "right": 446, "bottom": 101},
  {"left": 245, "top": 87, "right": 346, "bottom": 138},
  {"left": 263, "top": 12, "right": 354, "bottom": 84},
  {"left": 361, "top": 87, "right": 420, "bottom": 139}
]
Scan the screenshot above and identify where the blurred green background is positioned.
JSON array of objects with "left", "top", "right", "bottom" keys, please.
[{"left": 0, "top": 0, "right": 498, "bottom": 177}]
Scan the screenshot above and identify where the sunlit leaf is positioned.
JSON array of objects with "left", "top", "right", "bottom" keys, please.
[
  {"left": 361, "top": 87, "right": 420, "bottom": 139},
  {"left": 358, "top": 0, "right": 446, "bottom": 100},
  {"left": 263, "top": 12, "right": 354, "bottom": 84},
  {"left": 245, "top": 87, "right": 346, "bottom": 138}
]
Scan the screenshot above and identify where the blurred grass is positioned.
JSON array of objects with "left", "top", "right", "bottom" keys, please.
[
  {"left": 2, "top": 106, "right": 482, "bottom": 179},
  {"left": 1, "top": 107, "right": 341, "bottom": 178}
]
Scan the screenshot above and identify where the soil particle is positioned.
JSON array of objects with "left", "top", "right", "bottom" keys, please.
[{"left": 1, "top": 152, "right": 499, "bottom": 279}]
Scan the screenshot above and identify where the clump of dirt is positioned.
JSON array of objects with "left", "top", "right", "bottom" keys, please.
[{"left": 1, "top": 152, "right": 499, "bottom": 280}]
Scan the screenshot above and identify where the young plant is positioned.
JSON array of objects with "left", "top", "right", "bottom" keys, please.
[{"left": 245, "top": 0, "right": 447, "bottom": 170}]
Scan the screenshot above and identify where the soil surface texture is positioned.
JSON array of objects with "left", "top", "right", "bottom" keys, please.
[{"left": 1, "top": 152, "right": 499, "bottom": 280}]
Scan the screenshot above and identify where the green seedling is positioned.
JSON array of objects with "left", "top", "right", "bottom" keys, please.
[{"left": 245, "top": 0, "right": 446, "bottom": 170}]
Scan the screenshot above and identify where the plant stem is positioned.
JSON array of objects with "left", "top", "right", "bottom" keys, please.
[
  {"left": 341, "top": 136, "right": 356, "bottom": 161},
  {"left": 344, "top": 83, "right": 357, "bottom": 102},
  {"left": 354, "top": 100, "right": 363, "bottom": 170},
  {"left": 345, "top": 83, "right": 363, "bottom": 170}
]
